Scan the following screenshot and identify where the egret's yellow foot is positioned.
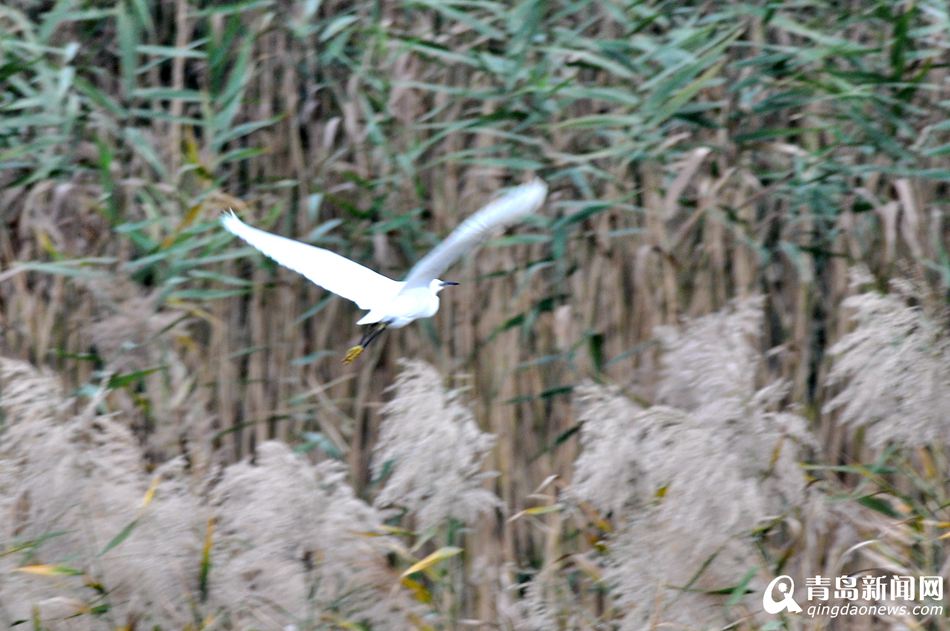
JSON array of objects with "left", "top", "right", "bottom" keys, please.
[{"left": 342, "top": 345, "right": 365, "bottom": 364}]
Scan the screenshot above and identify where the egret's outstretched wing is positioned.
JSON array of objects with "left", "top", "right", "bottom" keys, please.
[
  {"left": 402, "top": 179, "right": 547, "bottom": 289},
  {"left": 221, "top": 211, "right": 400, "bottom": 310}
]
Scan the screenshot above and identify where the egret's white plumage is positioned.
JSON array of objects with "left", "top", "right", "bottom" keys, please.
[
  {"left": 221, "top": 179, "right": 547, "bottom": 357},
  {"left": 220, "top": 213, "right": 400, "bottom": 311}
]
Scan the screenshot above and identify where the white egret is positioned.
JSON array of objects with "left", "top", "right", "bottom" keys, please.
[{"left": 221, "top": 179, "right": 547, "bottom": 363}]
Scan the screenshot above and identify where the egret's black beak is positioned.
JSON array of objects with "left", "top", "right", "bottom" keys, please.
[{"left": 441, "top": 281, "right": 460, "bottom": 286}]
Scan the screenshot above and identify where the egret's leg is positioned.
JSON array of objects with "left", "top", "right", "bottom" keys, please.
[
  {"left": 361, "top": 322, "right": 389, "bottom": 347},
  {"left": 343, "top": 322, "right": 389, "bottom": 364}
]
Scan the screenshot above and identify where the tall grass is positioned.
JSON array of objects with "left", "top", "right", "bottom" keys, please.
[{"left": 1, "top": 0, "right": 948, "bottom": 628}]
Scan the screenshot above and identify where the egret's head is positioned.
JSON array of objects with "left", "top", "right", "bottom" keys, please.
[{"left": 431, "top": 279, "right": 460, "bottom": 294}]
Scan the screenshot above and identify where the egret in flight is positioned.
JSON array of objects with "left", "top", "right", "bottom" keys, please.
[{"left": 222, "top": 179, "right": 547, "bottom": 363}]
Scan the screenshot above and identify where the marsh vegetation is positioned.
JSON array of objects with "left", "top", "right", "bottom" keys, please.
[{"left": 1, "top": 0, "right": 948, "bottom": 629}]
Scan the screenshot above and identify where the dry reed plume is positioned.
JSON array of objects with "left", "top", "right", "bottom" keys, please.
[
  {"left": 1, "top": 0, "right": 948, "bottom": 628},
  {"left": 0, "top": 359, "right": 416, "bottom": 629},
  {"left": 567, "top": 299, "right": 813, "bottom": 629},
  {"left": 373, "top": 359, "right": 499, "bottom": 531}
]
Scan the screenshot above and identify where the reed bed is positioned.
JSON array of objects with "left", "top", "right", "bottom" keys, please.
[{"left": 1, "top": 0, "right": 948, "bottom": 629}]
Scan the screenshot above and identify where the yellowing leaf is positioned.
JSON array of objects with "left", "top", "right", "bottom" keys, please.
[
  {"left": 199, "top": 517, "right": 215, "bottom": 600},
  {"left": 508, "top": 503, "right": 562, "bottom": 522},
  {"left": 400, "top": 546, "right": 462, "bottom": 578},
  {"left": 322, "top": 614, "right": 363, "bottom": 630},
  {"left": 351, "top": 529, "right": 388, "bottom": 538},
  {"left": 184, "top": 129, "right": 201, "bottom": 164},
  {"left": 182, "top": 128, "right": 213, "bottom": 181},
  {"left": 161, "top": 203, "right": 204, "bottom": 249},
  {"left": 400, "top": 576, "right": 432, "bottom": 603},
  {"left": 768, "top": 435, "right": 790, "bottom": 470},
  {"left": 37, "top": 231, "right": 60, "bottom": 259},
  {"left": 141, "top": 475, "right": 160, "bottom": 508},
  {"left": 15, "top": 564, "right": 83, "bottom": 576},
  {"left": 918, "top": 446, "right": 937, "bottom": 479},
  {"left": 379, "top": 525, "right": 417, "bottom": 537}
]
